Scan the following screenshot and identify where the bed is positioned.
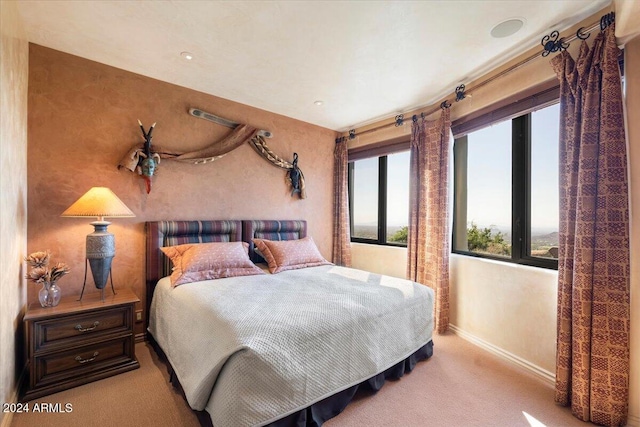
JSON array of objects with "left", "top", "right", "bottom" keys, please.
[{"left": 146, "top": 220, "right": 434, "bottom": 427}]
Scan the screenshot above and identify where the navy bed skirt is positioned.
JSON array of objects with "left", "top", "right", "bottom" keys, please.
[{"left": 149, "top": 337, "right": 434, "bottom": 427}]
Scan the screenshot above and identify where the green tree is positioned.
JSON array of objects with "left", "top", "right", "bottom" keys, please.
[
  {"left": 389, "top": 226, "right": 408, "bottom": 243},
  {"left": 466, "top": 223, "right": 511, "bottom": 256}
]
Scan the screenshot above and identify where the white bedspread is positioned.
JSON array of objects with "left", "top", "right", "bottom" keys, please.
[{"left": 148, "top": 265, "right": 434, "bottom": 427}]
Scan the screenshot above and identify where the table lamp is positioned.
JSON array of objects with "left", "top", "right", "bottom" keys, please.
[{"left": 61, "top": 187, "right": 135, "bottom": 301}]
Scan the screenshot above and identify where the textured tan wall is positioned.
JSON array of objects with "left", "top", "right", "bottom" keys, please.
[
  {"left": 27, "top": 45, "right": 336, "bottom": 335},
  {"left": 0, "top": 1, "right": 29, "bottom": 425},
  {"left": 614, "top": 0, "right": 640, "bottom": 43},
  {"left": 449, "top": 256, "right": 558, "bottom": 375},
  {"left": 350, "top": 243, "right": 406, "bottom": 279}
]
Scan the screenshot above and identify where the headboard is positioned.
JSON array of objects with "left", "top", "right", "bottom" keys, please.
[
  {"left": 242, "top": 220, "right": 307, "bottom": 263},
  {"left": 145, "top": 220, "right": 242, "bottom": 322},
  {"left": 144, "top": 219, "right": 306, "bottom": 327}
]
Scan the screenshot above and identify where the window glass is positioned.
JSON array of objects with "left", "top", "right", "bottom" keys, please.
[
  {"left": 351, "top": 157, "right": 379, "bottom": 240},
  {"left": 464, "top": 120, "right": 512, "bottom": 257},
  {"left": 453, "top": 98, "right": 560, "bottom": 269},
  {"left": 386, "top": 151, "right": 410, "bottom": 244},
  {"left": 530, "top": 104, "right": 560, "bottom": 259}
]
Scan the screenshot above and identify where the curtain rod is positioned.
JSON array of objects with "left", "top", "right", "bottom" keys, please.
[{"left": 336, "top": 12, "right": 615, "bottom": 144}]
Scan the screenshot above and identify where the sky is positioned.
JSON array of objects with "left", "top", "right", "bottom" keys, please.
[
  {"left": 352, "top": 151, "right": 409, "bottom": 227},
  {"left": 352, "top": 103, "right": 559, "bottom": 234}
]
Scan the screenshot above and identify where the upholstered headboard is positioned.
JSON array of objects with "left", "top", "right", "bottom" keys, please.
[
  {"left": 144, "top": 219, "right": 306, "bottom": 327},
  {"left": 242, "top": 220, "right": 307, "bottom": 263},
  {"left": 145, "top": 220, "right": 242, "bottom": 320},
  {"left": 145, "top": 220, "right": 242, "bottom": 284}
]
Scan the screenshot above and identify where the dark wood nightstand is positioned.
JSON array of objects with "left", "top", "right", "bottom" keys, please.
[{"left": 22, "top": 288, "right": 140, "bottom": 401}]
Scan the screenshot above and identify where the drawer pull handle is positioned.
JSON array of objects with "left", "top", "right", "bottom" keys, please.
[
  {"left": 75, "top": 321, "right": 100, "bottom": 332},
  {"left": 75, "top": 351, "right": 99, "bottom": 364}
]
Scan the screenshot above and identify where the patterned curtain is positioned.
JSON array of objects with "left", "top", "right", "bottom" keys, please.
[
  {"left": 332, "top": 138, "right": 352, "bottom": 267},
  {"left": 551, "top": 25, "right": 630, "bottom": 427},
  {"left": 407, "top": 109, "right": 451, "bottom": 334}
]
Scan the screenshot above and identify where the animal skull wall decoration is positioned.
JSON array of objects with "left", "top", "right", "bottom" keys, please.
[
  {"left": 137, "top": 120, "right": 161, "bottom": 193},
  {"left": 117, "top": 120, "right": 161, "bottom": 194}
]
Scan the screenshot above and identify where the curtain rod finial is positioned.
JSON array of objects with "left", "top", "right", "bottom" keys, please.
[
  {"left": 455, "top": 85, "right": 467, "bottom": 102},
  {"left": 600, "top": 12, "right": 615, "bottom": 31},
  {"left": 541, "top": 30, "right": 569, "bottom": 57}
]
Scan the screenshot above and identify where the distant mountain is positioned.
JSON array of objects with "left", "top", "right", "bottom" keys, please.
[
  {"left": 531, "top": 231, "right": 559, "bottom": 245},
  {"left": 354, "top": 223, "right": 559, "bottom": 247},
  {"left": 353, "top": 224, "right": 406, "bottom": 241}
]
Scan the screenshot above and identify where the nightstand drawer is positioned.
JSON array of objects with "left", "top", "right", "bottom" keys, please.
[
  {"left": 33, "top": 305, "right": 133, "bottom": 352},
  {"left": 33, "top": 335, "right": 134, "bottom": 387}
]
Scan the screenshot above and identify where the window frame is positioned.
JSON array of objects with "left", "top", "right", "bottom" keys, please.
[
  {"left": 348, "top": 152, "right": 409, "bottom": 247},
  {"left": 452, "top": 102, "right": 559, "bottom": 270}
]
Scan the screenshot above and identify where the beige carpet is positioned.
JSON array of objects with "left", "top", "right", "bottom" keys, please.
[
  {"left": 11, "top": 333, "right": 592, "bottom": 427},
  {"left": 325, "top": 333, "right": 589, "bottom": 427},
  {"left": 11, "top": 341, "right": 200, "bottom": 427}
]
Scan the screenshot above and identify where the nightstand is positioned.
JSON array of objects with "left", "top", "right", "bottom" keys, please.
[{"left": 22, "top": 288, "right": 140, "bottom": 401}]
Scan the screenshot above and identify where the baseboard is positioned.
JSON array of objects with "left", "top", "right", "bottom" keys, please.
[
  {"left": 448, "top": 324, "right": 556, "bottom": 387},
  {"left": 135, "top": 332, "right": 146, "bottom": 343},
  {"left": 1, "top": 367, "right": 27, "bottom": 427}
]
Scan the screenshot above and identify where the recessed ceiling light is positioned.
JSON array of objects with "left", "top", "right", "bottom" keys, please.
[
  {"left": 314, "top": 100, "right": 324, "bottom": 106},
  {"left": 180, "top": 51, "right": 194, "bottom": 60},
  {"left": 490, "top": 18, "right": 524, "bottom": 38}
]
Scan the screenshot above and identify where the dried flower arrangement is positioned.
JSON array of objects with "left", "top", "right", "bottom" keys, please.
[{"left": 25, "top": 251, "right": 70, "bottom": 284}]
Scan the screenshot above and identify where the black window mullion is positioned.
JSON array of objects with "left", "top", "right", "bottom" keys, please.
[
  {"left": 347, "top": 161, "right": 355, "bottom": 239},
  {"left": 523, "top": 115, "right": 533, "bottom": 261},
  {"left": 378, "top": 156, "right": 388, "bottom": 244},
  {"left": 512, "top": 115, "right": 528, "bottom": 262}
]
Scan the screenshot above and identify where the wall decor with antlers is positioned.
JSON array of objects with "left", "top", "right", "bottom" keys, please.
[{"left": 117, "top": 109, "right": 306, "bottom": 198}]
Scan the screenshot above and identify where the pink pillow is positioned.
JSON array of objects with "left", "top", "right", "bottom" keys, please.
[
  {"left": 161, "top": 241, "right": 264, "bottom": 286},
  {"left": 253, "top": 236, "right": 331, "bottom": 274}
]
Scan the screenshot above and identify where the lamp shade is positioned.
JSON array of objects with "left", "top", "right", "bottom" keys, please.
[
  {"left": 61, "top": 187, "right": 135, "bottom": 221},
  {"left": 61, "top": 187, "right": 134, "bottom": 299}
]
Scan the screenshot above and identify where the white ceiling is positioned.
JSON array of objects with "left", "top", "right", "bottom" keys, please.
[{"left": 17, "top": 0, "right": 610, "bottom": 131}]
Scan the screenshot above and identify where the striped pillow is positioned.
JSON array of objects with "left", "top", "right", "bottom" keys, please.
[
  {"left": 253, "top": 236, "right": 331, "bottom": 274},
  {"left": 161, "top": 241, "right": 264, "bottom": 286}
]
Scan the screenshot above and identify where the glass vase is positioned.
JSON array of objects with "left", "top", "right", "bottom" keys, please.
[{"left": 38, "top": 281, "right": 62, "bottom": 308}]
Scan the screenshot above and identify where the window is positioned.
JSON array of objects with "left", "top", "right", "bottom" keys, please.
[
  {"left": 349, "top": 150, "right": 410, "bottom": 245},
  {"left": 453, "top": 102, "right": 559, "bottom": 269}
]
